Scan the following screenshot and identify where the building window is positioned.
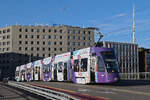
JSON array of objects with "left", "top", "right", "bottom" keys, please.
[
  {"left": 7, "top": 35, "right": 10, "bottom": 39},
  {"left": 54, "top": 29, "right": 57, "bottom": 33},
  {"left": 48, "top": 47, "right": 51, "bottom": 51},
  {"left": 48, "top": 41, "right": 51, "bottom": 45},
  {"left": 25, "top": 47, "right": 28, "bottom": 51},
  {"left": 37, "top": 29, "right": 40, "bottom": 32},
  {"left": 54, "top": 42, "right": 57, "bottom": 45},
  {"left": 83, "top": 42, "right": 86, "bottom": 46},
  {"left": 83, "top": 31, "right": 86, "bottom": 34},
  {"left": 43, "top": 41, "right": 45, "bottom": 45},
  {"left": 60, "top": 36, "right": 62, "bottom": 39},
  {"left": 60, "top": 29, "right": 62, "bottom": 33},
  {"left": 25, "top": 29, "right": 28, "bottom": 32},
  {"left": 25, "top": 35, "right": 28, "bottom": 38},
  {"left": 19, "top": 41, "right": 22, "bottom": 45},
  {"left": 43, "top": 29, "right": 45, "bottom": 33},
  {"left": 67, "top": 48, "right": 70, "bottom": 52},
  {"left": 48, "top": 35, "right": 51, "bottom": 39},
  {"left": 68, "top": 36, "right": 70, "bottom": 39},
  {"left": 3, "top": 36, "right": 6, "bottom": 39},
  {"left": 60, "top": 42, "right": 62, "bottom": 45},
  {"left": 7, "top": 41, "right": 10, "bottom": 45},
  {"left": 37, "top": 35, "right": 40, "bottom": 39},
  {"left": 42, "top": 48, "right": 45, "bottom": 51},
  {"left": 43, "top": 35, "right": 46, "bottom": 39},
  {"left": 31, "top": 41, "right": 34, "bottom": 44},
  {"left": 78, "top": 30, "right": 80, "bottom": 34},
  {"left": 19, "top": 28, "right": 22, "bottom": 32},
  {"left": 73, "top": 30, "right": 75, "bottom": 34},
  {"left": 68, "top": 42, "right": 70, "bottom": 46},
  {"left": 48, "top": 54, "right": 51, "bottom": 57},
  {"left": 83, "top": 37, "right": 86, "bottom": 40},
  {"left": 31, "top": 29, "right": 34, "bottom": 32},
  {"left": 7, "top": 29, "right": 10, "bottom": 33},
  {"left": 78, "top": 36, "right": 80, "bottom": 40},
  {"left": 88, "top": 42, "right": 91, "bottom": 46},
  {"left": 88, "top": 37, "right": 90, "bottom": 40},
  {"left": 48, "top": 29, "right": 51, "bottom": 33},
  {"left": 19, "top": 47, "right": 22, "bottom": 51},
  {"left": 60, "top": 48, "right": 62, "bottom": 51},
  {"left": 19, "top": 35, "right": 22, "bottom": 38},
  {"left": 73, "top": 36, "right": 75, "bottom": 40},
  {"left": 37, "top": 47, "right": 39, "bottom": 51},
  {"left": 67, "top": 29, "right": 70, "bottom": 34},
  {"left": 78, "top": 42, "right": 80, "bottom": 46},
  {"left": 31, "top": 47, "right": 34, "bottom": 51},
  {"left": 3, "top": 30, "right": 6, "bottom": 33},
  {"left": 43, "top": 54, "right": 45, "bottom": 57},
  {"left": 31, "top": 35, "right": 34, "bottom": 39},
  {"left": 25, "top": 41, "right": 28, "bottom": 44},
  {"left": 88, "top": 31, "right": 91, "bottom": 35},
  {"left": 54, "top": 48, "right": 57, "bottom": 51},
  {"left": 73, "top": 42, "right": 75, "bottom": 46},
  {"left": 54, "top": 35, "right": 56, "bottom": 39},
  {"left": 37, "top": 41, "right": 39, "bottom": 45}
]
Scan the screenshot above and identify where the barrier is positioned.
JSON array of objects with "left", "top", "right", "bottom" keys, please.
[
  {"left": 119, "top": 72, "right": 150, "bottom": 80},
  {"left": 8, "top": 81, "right": 79, "bottom": 100}
]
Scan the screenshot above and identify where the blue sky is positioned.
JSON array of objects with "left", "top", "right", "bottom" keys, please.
[{"left": 0, "top": 0, "right": 150, "bottom": 48}]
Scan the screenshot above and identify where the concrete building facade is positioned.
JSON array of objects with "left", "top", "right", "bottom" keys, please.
[
  {"left": 0, "top": 25, "right": 95, "bottom": 80},
  {"left": 99, "top": 41, "right": 139, "bottom": 73}
]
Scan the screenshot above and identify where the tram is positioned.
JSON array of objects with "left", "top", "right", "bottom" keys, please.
[{"left": 15, "top": 47, "right": 120, "bottom": 84}]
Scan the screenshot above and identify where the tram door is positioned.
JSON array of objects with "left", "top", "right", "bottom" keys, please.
[
  {"left": 64, "top": 62, "right": 68, "bottom": 81},
  {"left": 54, "top": 64, "right": 57, "bottom": 81},
  {"left": 90, "top": 57, "right": 96, "bottom": 83}
]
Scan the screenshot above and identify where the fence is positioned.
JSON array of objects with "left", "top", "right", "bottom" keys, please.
[{"left": 119, "top": 72, "right": 150, "bottom": 80}]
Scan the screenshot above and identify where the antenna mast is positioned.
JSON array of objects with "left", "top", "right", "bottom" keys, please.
[{"left": 132, "top": 4, "right": 136, "bottom": 43}]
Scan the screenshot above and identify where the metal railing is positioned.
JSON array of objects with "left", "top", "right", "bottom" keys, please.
[
  {"left": 8, "top": 81, "right": 79, "bottom": 100},
  {"left": 119, "top": 72, "right": 150, "bottom": 80}
]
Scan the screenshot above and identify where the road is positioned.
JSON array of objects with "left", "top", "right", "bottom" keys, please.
[
  {"left": 27, "top": 80, "right": 150, "bottom": 100},
  {"left": 0, "top": 82, "right": 47, "bottom": 100}
]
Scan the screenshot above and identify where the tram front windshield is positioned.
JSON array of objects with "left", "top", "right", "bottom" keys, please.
[{"left": 101, "top": 51, "right": 118, "bottom": 73}]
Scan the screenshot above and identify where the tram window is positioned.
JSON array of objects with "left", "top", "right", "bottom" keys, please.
[
  {"left": 97, "top": 57, "right": 105, "bottom": 72},
  {"left": 74, "top": 60, "right": 79, "bottom": 72},
  {"left": 35, "top": 67, "right": 38, "bottom": 74},
  {"left": 54, "top": 64, "right": 57, "bottom": 70},
  {"left": 81, "top": 58, "right": 87, "bottom": 72},
  {"left": 58, "top": 62, "right": 63, "bottom": 72},
  {"left": 64, "top": 62, "right": 67, "bottom": 69}
]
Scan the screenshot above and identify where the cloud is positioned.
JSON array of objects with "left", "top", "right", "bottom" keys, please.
[{"left": 111, "top": 13, "right": 128, "bottom": 19}]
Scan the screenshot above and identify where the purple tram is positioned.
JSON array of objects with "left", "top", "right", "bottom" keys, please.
[{"left": 72, "top": 47, "right": 119, "bottom": 84}]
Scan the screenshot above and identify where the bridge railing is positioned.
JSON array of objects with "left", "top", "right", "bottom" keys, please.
[
  {"left": 8, "top": 81, "right": 79, "bottom": 100},
  {"left": 119, "top": 72, "right": 150, "bottom": 80}
]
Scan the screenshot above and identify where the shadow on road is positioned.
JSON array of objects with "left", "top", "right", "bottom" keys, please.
[{"left": 90, "top": 80, "right": 150, "bottom": 86}]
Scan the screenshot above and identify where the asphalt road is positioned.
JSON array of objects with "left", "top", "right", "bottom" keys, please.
[
  {"left": 0, "top": 82, "right": 47, "bottom": 100},
  {"left": 27, "top": 80, "right": 150, "bottom": 100}
]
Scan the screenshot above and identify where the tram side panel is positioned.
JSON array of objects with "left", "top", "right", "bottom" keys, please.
[
  {"left": 42, "top": 57, "right": 53, "bottom": 82},
  {"left": 52, "top": 52, "right": 71, "bottom": 82},
  {"left": 72, "top": 47, "right": 91, "bottom": 84},
  {"left": 33, "top": 60, "right": 43, "bottom": 81}
]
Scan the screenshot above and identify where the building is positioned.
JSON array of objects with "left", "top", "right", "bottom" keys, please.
[
  {"left": 138, "top": 48, "right": 150, "bottom": 72},
  {"left": 99, "top": 41, "right": 139, "bottom": 73},
  {"left": 0, "top": 25, "right": 96, "bottom": 80}
]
